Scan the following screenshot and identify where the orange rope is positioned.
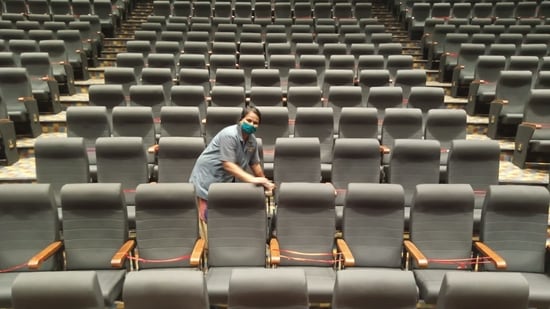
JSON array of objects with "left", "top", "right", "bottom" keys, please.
[
  {"left": 275, "top": 249, "right": 337, "bottom": 264},
  {"left": 126, "top": 254, "right": 191, "bottom": 264},
  {"left": 0, "top": 262, "right": 28, "bottom": 273}
]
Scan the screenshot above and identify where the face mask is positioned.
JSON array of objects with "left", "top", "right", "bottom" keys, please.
[{"left": 241, "top": 122, "right": 257, "bottom": 134}]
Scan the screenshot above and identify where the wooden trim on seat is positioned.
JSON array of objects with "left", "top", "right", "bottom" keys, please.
[
  {"left": 111, "top": 239, "right": 135, "bottom": 268},
  {"left": 27, "top": 240, "right": 63, "bottom": 270}
]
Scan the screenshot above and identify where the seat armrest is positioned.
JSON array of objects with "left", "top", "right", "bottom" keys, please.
[
  {"left": 380, "top": 145, "right": 390, "bottom": 154},
  {"left": 27, "top": 241, "right": 64, "bottom": 270},
  {"left": 111, "top": 239, "right": 135, "bottom": 267},
  {"left": 147, "top": 144, "right": 159, "bottom": 153},
  {"left": 190, "top": 238, "right": 205, "bottom": 267},
  {"left": 404, "top": 240, "right": 428, "bottom": 268},
  {"left": 475, "top": 241, "right": 507, "bottom": 270},
  {"left": 521, "top": 122, "right": 543, "bottom": 129},
  {"left": 491, "top": 98, "right": 509, "bottom": 105},
  {"left": 336, "top": 238, "right": 355, "bottom": 267},
  {"left": 269, "top": 238, "right": 280, "bottom": 266}
]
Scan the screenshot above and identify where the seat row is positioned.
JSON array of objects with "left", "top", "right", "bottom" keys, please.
[{"left": 0, "top": 182, "right": 548, "bottom": 307}]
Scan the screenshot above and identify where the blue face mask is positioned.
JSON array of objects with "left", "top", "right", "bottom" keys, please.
[{"left": 241, "top": 122, "right": 257, "bottom": 134}]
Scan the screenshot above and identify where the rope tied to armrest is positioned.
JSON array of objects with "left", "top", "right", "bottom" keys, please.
[
  {"left": 125, "top": 254, "right": 191, "bottom": 264},
  {"left": 0, "top": 262, "right": 28, "bottom": 273},
  {"left": 274, "top": 249, "right": 341, "bottom": 264},
  {"left": 427, "top": 256, "right": 494, "bottom": 269}
]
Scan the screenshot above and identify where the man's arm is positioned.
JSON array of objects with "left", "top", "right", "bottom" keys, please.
[
  {"left": 222, "top": 161, "right": 274, "bottom": 190},
  {"left": 250, "top": 162, "right": 266, "bottom": 178}
]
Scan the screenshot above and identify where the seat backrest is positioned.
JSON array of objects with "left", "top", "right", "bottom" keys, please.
[
  {"left": 88, "top": 84, "right": 127, "bottom": 113},
  {"left": 409, "top": 184, "right": 474, "bottom": 269},
  {"left": 494, "top": 71, "right": 533, "bottom": 115},
  {"left": 0, "top": 183, "right": 59, "bottom": 271},
  {"left": 332, "top": 139, "right": 381, "bottom": 205},
  {"left": 249, "top": 86, "right": 283, "bottom": 107},
  {"left": 480, "top": 185, "right": 550, "bottom": 273},
  {"left": 123, "top": 270, "right": 209, "bottom": 309},
  {"left": 407, "top": 86, "right": 445, "bottom": 120},
  {"left": 35, "top": 137, "right": 90, "bottom": 204},
  {"left": 286, "top": 86, "right": 323, "bottom": 122},
  {"left": 388, "top": 139, "right": 441, "bottom": 205},
  {"left": 129, "top": 85, "right": 166, "bottom": 121},
  {"left": 112, "top": 106, "right": 155, "bottom": 147},
  {"left": 104, "top": 66, "right": 139, "bottom": 97},
  {"left": 157, "top": 137, "right": 205, "bottom": 183},
  {"left": 327, "top": 86, "right": 364, "bottom": 131},
  {"left": 275, "top": 183, "right": 336, "bottom": 266},
  {"left": 393, "top": 69, "right": 427, "bottom": 102},
  {"left": 134, "top": 183, "right": 199, "bottom": 269},
  {"left": 140, "top": 67, "right": 174, "bottom": 99},
  {"left": 273, "top": 137, "right": 321, "bottom": 186},
  {"left": 0, "top": 67, "right": 33, "bottom": 107},
  {"left": 254, "top": 106, "right": 289, "bottom": 162},
  {"left": 424, "top": 109, "right": 467, "bottom": 150},
  {"left": 435, "top": 272, "right": 529, "bottom": 309},
  {"left": 228, "top": 269, "right": 309, "bottom": 309},
  {"left": 446, "top": 140, "right": 500, "bottom": 191},
  {"left": 204, "top": 107, "right": 242, "bottom": 144},
  {"left": 207, "top": 183, "right": 268, "bottom": 267},
  {"left": 293, "top": 107, "right": 334, "bottom": 164},
  {"left": 338, "top": 107, "right": 379, "bottom": 139},
  {"left": 343, "top": 183, "right": 405, "bottom": 268},
  {"left": 367, "top": 86, "right": 404, "bottom": 121},
  {"left": 381, "top": 108, "right": 424, "bottom": 150},
  {"left": 66, "top": 106, "right": 111, "bottom": 150},
  {"left": 160, "top": 106, "right": 202, "bottom": 138},
  {"left": 210, "top": 85, "right": 246, "bottom": 108},
  {"left": 358, "top": 69, "right": 390, "bottom": 99},
  {"left": 60, "top": 183, "right": 128, "bottom": 270},
  {"left": 12, "top": 271, "right": 104, "bottom": 309},
  {"left": 169, "top": 85, "right": 207, "bottom": 121},
  {"left": 95, "top": 137, "right": 149, "bottom": 194},
  {"left": 522, "top": 89, "right": 550, "bottom": 127}
]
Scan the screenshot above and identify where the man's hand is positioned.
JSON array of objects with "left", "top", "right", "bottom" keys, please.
[{"left": 250, "top": 177, "right": 276, "bottom": 191}]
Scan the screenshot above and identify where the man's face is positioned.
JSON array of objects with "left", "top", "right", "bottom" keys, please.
[{"left": 240, "top": 111, "right": 260, "bottom": 129}]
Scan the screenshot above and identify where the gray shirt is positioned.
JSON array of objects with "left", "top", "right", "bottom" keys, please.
[{"left": 189, "top": 124, "right": 260, "bottom": 200}]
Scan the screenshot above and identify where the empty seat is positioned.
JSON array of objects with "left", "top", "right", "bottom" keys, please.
[
  {"left": 273, "top": 138, "right": 321, "bottom": 188},
  {"left": 129, "top": 85, "right": 167, "bottom": 127},
  {"left": 381, "top": 108, "right": 424, "bottom": 165},
  {"left": 20, "top": 52, "right": 62, "bottom": 114},
  {"left": 338, "top": 107, "right": 379, "bottom": 139},
  {"left": 327, "top": 86, "right": 364, "bottom": 132},
  {"left": 88, "top": 84, "right": 127, "bottom": 120},
  {"left": 160, "top": 106, "right": 202, "bottom": 138},
  {"left": 204, "top": 107, "right": 242, "bottom": 144},
  {"left": 424, "top": 109, "right": 467, "bottom": 164},
  {"left": 157, "top": 137, "right": 205, "bottom": 183},
  {"left": 466, "top": 56, "right": 507, "bottom": 116},
  {"left": 210, "top": 86, "right": 246, "bottom": 108},
  {"left": 140, "top": 68, "right": 174, "bottom": 100},
  {"left": 115, "top": 53, "right": 146, "bottom": 80},
  {"left": 367, "top": 86, "right": 403, "bottom": 121},
  {"left": 170, "top": 85, "right": 207, "bottom": 122}
]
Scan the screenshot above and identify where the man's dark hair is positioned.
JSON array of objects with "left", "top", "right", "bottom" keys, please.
[{"left": 240, "top": 105, "right": 262, "bottom": 123}]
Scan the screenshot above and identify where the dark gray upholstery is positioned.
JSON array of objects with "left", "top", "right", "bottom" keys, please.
[
  {"left": 338, "top": 107, "right": 379, "bottom": 139},
  {"left": 322, "top": 69, "right": 355, "bottom": 102},
  {"left": 450, "top": 44, "right": 486, "bottom": 97},
  {"left": 95, "top": 136, "right": 149, "bottom": 211},
  {"left": 60, "top": 183, "right": 129, "bottom": 306},
  {"left": 446, "top": 140, "right": 500, "bottom": 229},
  {"left": 0, "top": 184, "right": 60, "bottom": 308},
  {"left": 465, "top": 55, "right": 507, "bottom": 116},
  {"left": 327, "top": 86, "right": 364, "bottom": 132},
  {"left": 386, "top": 55, "right": 413, "bottom": 81},
  {"left": 343, "top": 183, "right": 404, "bottom": 268},
  {"left": 487, "top": 71, "right": 533, "bottom": 139},
  {"left": 206, "top": 183, "right": 268, "bottom": 305},
  {"left": 512, "top": 89, "right": 550, "bottom": 168},
  {"left": 104, "top": 66, "right": 139, "bottom": 97},
  {"left": 424, "top": 109, "right": 467, "bottom": 165},
  {"left": 20, "top": 52, "right": 61, "bottom": 114},
  {"left": 409, "top": 184, "right": 475, "bottom": 305},
  {"left": 129, "top": 84, "right": 167, "bottom": 126},
  {"left": 160, "top": 106, "right": 203, "bottom": 138},
  {"left": 407, "top": 87, "right": 445, "bottom": 124},
  {"left": 333, "top": 269, "right": 418, "bottom": 309},
  {"left": 274, "top": 183, "right": 336, "bottom": 304},
  {"left": 273, "top": 137, "right": 321, "bottom": 188},
  {"left": 286, "top": 86, "right": 323, "bottom": 126},
  {"left": 387, "top": 139, "right": 441, "bottom": 207},
  {"left": 112, "top": 106, "right": 156, "bottom": 163},
  {"left": 366, "top": 86, "right": 403, "bottom": 121},
  {"left": 124, "top": 270, "right": 209, "bottom": 309},
  {"left": 170, "top": 85, "right": 207, "bottom": 121},
  {"left": 357, "top": 69, "right": 390, "bottom": 99},
  {"left": 0, "top": 67, "right": 41, "bottom": 137},
  {"left": 88, "top": 84, "right": 127, "bottom": 118},
  {"left": 249, "top": 87, "right": 283, "bottom": 107},
  {"left": 393, "top": 69, "right": 426, "bottom": 102},
  {"left": 157, "top": 137, "right": 205, "bottom": 183},
  {"left": 479, "top": 185, "right": 550, "bottom": 309},
  {"left": 381, "top": 108, "right": 423, "bottom": 165},
  {"left": 66, "top": 106, "right": 111, "bottom": 170},
  {"left": 254, "top": 106, "right": 289, "bottom": 178},
  {"left": 147, "top": 53, "right": 178, "bottom": 79},
  {"left": 210, "top": 86, "right": 246, "bottom": 108},
  {"left": 134, "top": 183, "right": 200, "bottom": 269},
  {"left": 204, "top": 107, "right": 242, "bottom": 144},
  {"left": 12, "top": 271, "right": 104, "bottom": 309},
  {"left": 35, "top": 137, "right": 90, "bottom": 206},
  {"left": 436, "top": 272, "right": 529, "bottom": 309},
  {"left": 332, "top": 139, "right": 381, "bottom": 207},
  {"left": 228, "top": 268, "right": 309, "bottom": 309}
]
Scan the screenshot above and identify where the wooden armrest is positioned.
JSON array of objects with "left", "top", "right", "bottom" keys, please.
[
  {"left": 492, "top": 99, "right": 509, "bottom": 104},
  {"left": 18, "top": 96, "right": 35, "bottom": 102},
  {"left": 336, "top": 238, "right": 355, "bottom": 267},
  {"left": 27, "top": 241, "right": 63, "bottom": 270},
  {"left": 471, "top": 79, "right": 486, "bottom": 84},
  {"left": 189, "top": 238, "right": 205, "bottom": 267},
  {"left": 521, "top": 122, "right": 542, "bottom": 129},
  {"left": 111, "top": 239, "right": 135, "bottom": 267},
  {"left": 404, "top": 240, "right": 428, "bottom": 268},
  {"left": 380, "top": 145, "right": 390, "bottom": 154},
  {"left": 147, "top": 144, "right": 159, "bottom": 153},
  {"left": 269, "top": 238, "right": 280, "bottom": 265},
  {"left": 475, "top": 241, "right": 507, "bottom": 270}
]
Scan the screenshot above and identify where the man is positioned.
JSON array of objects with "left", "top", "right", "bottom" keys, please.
[{"left": 189, "top": 106, "right": 275, "bottom": 221}]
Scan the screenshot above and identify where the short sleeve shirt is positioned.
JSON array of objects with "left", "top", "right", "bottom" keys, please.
[{"left": 189, "top": 124, "right": 260, "bottom": 200}]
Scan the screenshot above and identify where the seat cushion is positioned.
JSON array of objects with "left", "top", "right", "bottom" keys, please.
[
  {"left": 521, "top": 272, "right": 550, "bottom": 308},
  {"left": 0, "top": 273, "right": 19, "bottom": 308},
  {"left": 531, "top": 140, "right": 550, "bottom": 152},
  {"left": 96, "top": 269, "right": 126, "bottom": 305},
  {"left": 500, "top": 114, "right": 523, "bottom": 124},
  {"left": 207, "top": 267, "right": 265, "bottom": 305},
  {"left": 303, "top": 267, "right": 336, "bottom": 304},
  {"left": 414, "top": 269, "right": 467, "bottom": 304}
]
